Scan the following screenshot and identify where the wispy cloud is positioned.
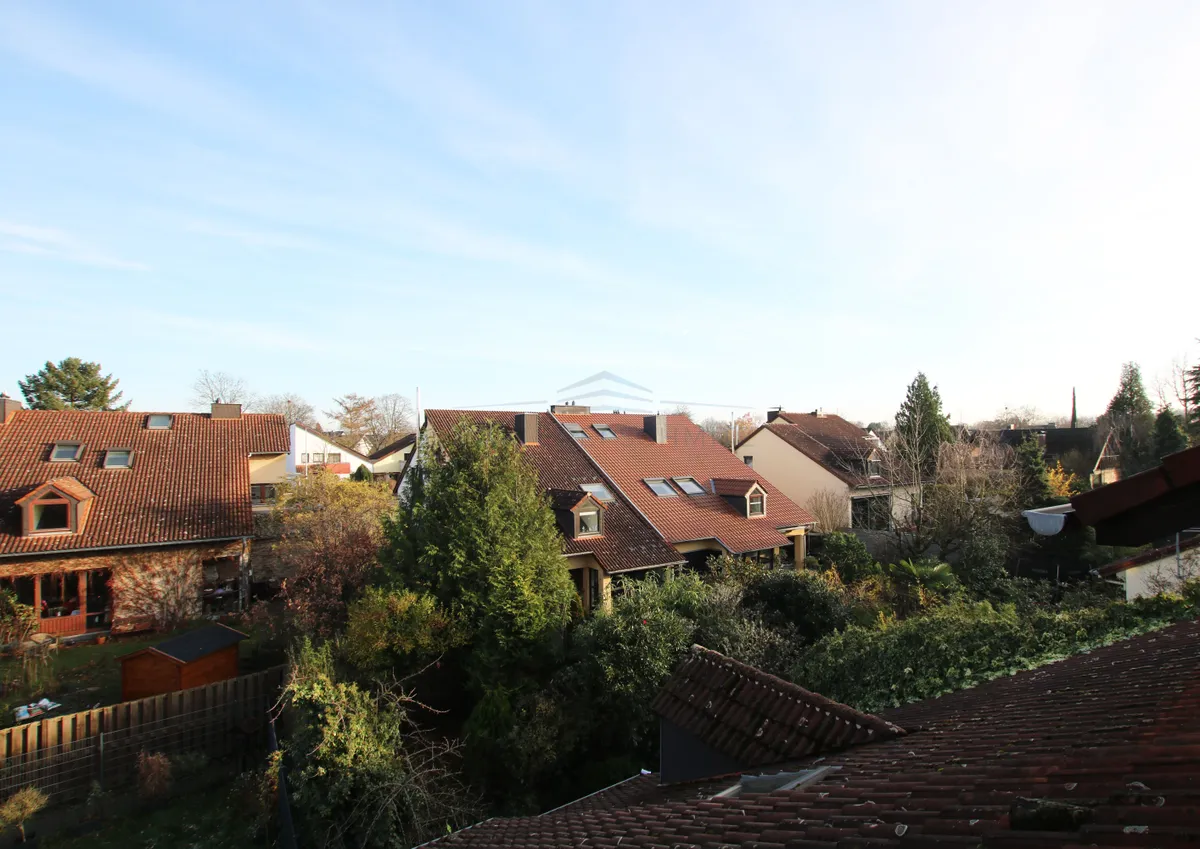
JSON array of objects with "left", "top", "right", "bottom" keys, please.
[{"left": 0, "top": 220, "right": 149, "bottom": 271}]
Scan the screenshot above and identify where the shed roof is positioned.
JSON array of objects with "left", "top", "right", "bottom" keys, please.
[{"left": 125, "top": 624, "right": 247, "bottom": 665}]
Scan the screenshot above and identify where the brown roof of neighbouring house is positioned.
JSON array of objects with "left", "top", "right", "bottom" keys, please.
[
  {"left": 559, "top": 413, "right": 815, "bottom": 553},
  {"left": 0, "top": 409, "right": 286, "bottom": 557},
  {"left": 652, "top": 646, "right": 905, "bottom": 768},
  {"left": 423, "top": 411, "right": 682, "bottom": 574},
  {"left": 427, "top": 620, "right": 1200, "bottom": 848},
  {"left": 709, "top": 478, "right": 762, "bottom": 498},
  {"left": 1071, "top": 444, "right": 1200, "bottom": 545},
  {"left": 368, "top": 432, "right": 416, "bottom": 460},
  {"left": 1098, "top": 533, "right": 1200, "bottom": 577},
  {"left": 748, "top": 412, "right": 891, "bottom": 488}
]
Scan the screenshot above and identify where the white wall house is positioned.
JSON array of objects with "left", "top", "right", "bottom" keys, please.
[
  {"left": 1100, "top": 534, "right": 1200, "bottom": 600},
  {"left": 288, "top": 423, "right": 373, "bottom": 478}
]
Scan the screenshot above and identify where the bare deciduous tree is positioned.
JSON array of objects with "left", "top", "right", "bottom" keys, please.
[
  {"left": 191, "top": 370, "right": 253, "bottom": 409},
  {"left": 368, "top": 393, "right": 416, "bottom": 451},
  {"left": 1155, "top": 354, "right": 1194, "bottom": 425},
  {"left": 805, "top": 489, "right": 849, "bottom": 533},
  {"left": 258, "top": 393, "right": 319, "bottom": 426}
]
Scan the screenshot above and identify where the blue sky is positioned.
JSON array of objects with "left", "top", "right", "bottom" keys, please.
[{"left": 2, "top": 1, "right": 1197, "bottom": 426}]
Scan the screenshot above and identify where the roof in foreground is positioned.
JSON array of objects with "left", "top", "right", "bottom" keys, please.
[
  {"left": 560, "top": 413, "right": 815, "bottom": 553},
  {"left": 430, "top": 619, "right": 1200, "bottom": 847},
  {"left": 0, "top": 409, "right": 286, "bottom": 556},
  {"left": 423, "top": 410, "right": 682, "bottom": 574}
]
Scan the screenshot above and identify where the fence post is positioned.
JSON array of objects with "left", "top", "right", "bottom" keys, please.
[{"left": 97, "top": 731, "right": 105, "bottom": 791}]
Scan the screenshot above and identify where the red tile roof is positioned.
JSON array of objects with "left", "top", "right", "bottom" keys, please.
[
  {"left": 749, "top": 412, "right": 890, "bottom": 488},
  {"left": 430, "top": 620, "right": 1200, "bottom": 848},
  {"left": 0, "top": 409, "right": 287, "bottom": 557},
  {"left": 423, "top": 411, "right": 682, "bottom": 574},
  {"left": 558, "top": 413, "right": 815, "bottom": 554},
  {"left": 709, "top": 477, "right": 761, "bottom": 497},
  {"left": 652, "top": 646, "right": 905, "bottom": 768}
]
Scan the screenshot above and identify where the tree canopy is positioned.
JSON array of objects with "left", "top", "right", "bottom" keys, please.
[
  {"left": 893, "top": 372, "right": 953, "bottom": 478},
  {"left": 1104, "top": 362, "right": 1156, "bottom": 475},
  {"left": 1153, "top": 407, "right": 1189, "bottom": 460},
  {"left": 19, "top": 358, "right": 127, "bottom": 410}
]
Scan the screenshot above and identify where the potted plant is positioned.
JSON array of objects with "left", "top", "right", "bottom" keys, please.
[{"left": 0, "top": 786, "right": 49, "bottom": 844}]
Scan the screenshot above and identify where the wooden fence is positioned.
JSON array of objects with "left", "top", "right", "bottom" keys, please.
[{"left": 0, "top": 664, "right": 286, "bottom": 800}]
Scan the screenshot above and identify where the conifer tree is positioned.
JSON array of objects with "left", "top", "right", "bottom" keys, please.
[
  {"left": 19, "top": 358, "right": 128, "bottom": 410},
  {"left": 1103, "top": 362, "right": 1155, "bottom": 475},
  {"left": 1015, "top": 436, "right": 1054, "bottom": 508},
  {"left": 893, "top": 372, "right": 953, "bottom": 478},
  {"left": 1152, "top": 407, "right": 1188, "bottom": 460}
]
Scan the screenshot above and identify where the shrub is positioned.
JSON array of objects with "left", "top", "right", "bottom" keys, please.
[
  {"left": 741, "top": 568, "right": 852, "bottom": 645},
  {"left": 137, "top": 751, "right": 173, "bottom": 799},
  {"left": 813, "top": 532, "right": 879, "bottom": 584},
  {"left": 342, "top": 587, "right": 464, "bottom": 675},
  {"left": 0, "top": 786, "right": 47, "bottom": 842}
]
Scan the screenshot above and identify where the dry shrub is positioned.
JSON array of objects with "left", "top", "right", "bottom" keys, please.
[{"left": 136, "top": 751, "right": 173, "bottom": 799}]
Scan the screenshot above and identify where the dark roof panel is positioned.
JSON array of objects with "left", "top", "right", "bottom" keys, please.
[{"left": 149, "top": 624, "right": 247, "bottom": 664}]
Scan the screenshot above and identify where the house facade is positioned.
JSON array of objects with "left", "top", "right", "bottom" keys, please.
[
  {"left": 735, "top": 410, "right": 911, "bottom": 531},
  {"left": 414, "top": 408, "right": 815, "bottom": 610},
  {"left": 368, "top": 433, "right": 416, "bottom": 480},
  {"left": 288, "top": 423, "right": 374, "bottom": 480},
  {"left": 0, "top": 396, "right": 288, "bottom": 636},
  {"left": 1099, "top": 534, "right": 1200, "bottom": 601}
]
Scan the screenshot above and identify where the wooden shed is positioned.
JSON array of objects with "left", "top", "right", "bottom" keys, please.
[{"left": 120, "top": 624, "right": 246, "bottom": 702}]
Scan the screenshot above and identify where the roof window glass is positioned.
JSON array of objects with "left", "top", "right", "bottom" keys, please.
[
  {"left": 104, "top": 449, "right": 133, "bottom": 469},
  {"left": 580, "top": 483, "right": 614, "bottom": 502},
  {"left": 51, "top": 442, "right": 82, "bottom": 462},
  {"left": 564, "top": 422, "right": 588, "bottom": 440},
  {"left": 645, "top": 478, "right": 676, "bottom": 497},
  {"left": 674, "top": 477, "right": 706, "bottom": 496},
  {"left": 594, "top": 424, "right": 617, "bottom": 439},
  {"left": 147, "top": 414, "right": 173, "bottom": 430}
]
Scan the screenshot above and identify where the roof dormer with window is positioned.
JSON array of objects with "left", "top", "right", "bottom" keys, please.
[
  {"left": 711, "top": 478, "right": 768, "bottom": 518},
  {"left": 15, "top": 478, "right": 96, "bottom": 537},
  {"left": 548, "top": 490, "right": 606, "bottom": 540}
]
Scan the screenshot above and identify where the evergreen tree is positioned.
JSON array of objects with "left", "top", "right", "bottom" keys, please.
[
  {"left": 893, "top": 372, "right": 953, "bottom": 478},
  {"left": 384, "top": 419, "right": 574, "bottom": 692},
  {"left": 1015, "top": 436, "right": 1054, "bottom": 508},
  {"left": 1152, "top": 407, "right": 1188, "bottom": 460},
  {"left": 1103, "top": 362, "right": 1155, "bottom": 476},
  {"left": 18, "top": 358, "right": 127, "bottom": 410},
  {"left": 351, "top": 463, "right": 374, "bottom": 483},
  {"left": 1188, "top": 358, "right": 1200, "bottom": 442}
]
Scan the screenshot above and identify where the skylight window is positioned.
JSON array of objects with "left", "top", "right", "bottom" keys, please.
[
  {"left": 580, "top": 483, "right": 614, "bottom": 502},
  {"left": 146, "top": 414, "right": 173, "bottom": 430},
  {"left": 673, "top": 477, "right": 706, "bottom": 496},
  {"left": 104, "top": 449, "right": 133, "bottom": 469},
  {"left": 645, "top": 478, "right": 676, "bottom": 497},
  {"left": 50, "top": 442, "right": 82, "bottom": 462},
  {"left": 564, "top": 422, "right": 588, "bottom": 440},
  {"left": 593, "top": 424, "right": 617, "bottom": 439}
]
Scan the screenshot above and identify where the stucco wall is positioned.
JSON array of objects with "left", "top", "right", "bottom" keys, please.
[
  {"left": 249, "top": 453, "right": 289, "bottom": 484},
  {"left": 371, "top": 445, "right": 414, "bottom": 475},
  {"left": 737, "top": 428, "right": 851, "bottom": 524},
  {"left": 1122, "top": 549, "right": 1200, "bottom": 600},
  {"left": 289, "top": 424, "right": 371, "bottom": 477}
]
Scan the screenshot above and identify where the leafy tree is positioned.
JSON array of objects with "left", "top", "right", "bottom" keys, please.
[
  {"left": 351, "top": 464, "right": 374, "bottom": 483},
  {"left": 1152, "top": 407, "right": 1188, "bottom": 460},
  {"left": 367, "top": 393, "right": 416, "bottom": 452},
  {"left": 1015, "top": 436, "right": 1054, "bottom": 508},
  {"left": 811, "top": 531, "right": 879, "bottom": 584},
  {"left": 1047, "top": 461, "right": 1078, "bottom": 498},
  {"left": 326, "top": 393, "right": 377, "bottom": 450},
  {"left": 893, "top": 373, "right": 953, "bottom": 479},
  {"left": 271, "top": 473, "right": 394, "bottom": 638},
  {"left": 284, "top": 640, "right": 479, "bottom": 848},
  {"left": 1104, "top": 362, "right": 1156, "bottom": 475},
  {"left": 19, "top": 358, "right": 127, "bottom": 410},
  {"left": 384, "top": 420, "right": 574, "bottom": 691},
  {"left": 342, "top": 587, "right": 464, "bottom": 675}
]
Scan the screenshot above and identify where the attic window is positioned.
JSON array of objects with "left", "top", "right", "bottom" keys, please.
[
  {"left": 714, "top": 767, "right": 832, "bottom": 799},
  {"left": 33, "top": 500, "right": 71, "bottom": 532},
  {"left": 51, "top": 442, "right": 83, "bottom": 462},
  {"left": 749, "top": 494, "right": 765, "bottom": 516},
  {"left": 645, "top": 478, "right": 676, "bottom": 497},
  {"left": 104, "top": 449, "right": 133, "bottom": 469},
  {"left": 564, "top": 422, "right": 588, "bottom": 440},
  {"left": 578, "top": 510, "right": 601, "bottom": 537},
  {"left": 594, "top": 424, "right": 617, "bottom": 439},
  {"left": 146, "top": 414, "right": 173, "bottom": 430},
  {"left": 580, "top": 483, "right": 614, "bottom": 502},
  {"left": 673, "top": 477, "right": 706, "bottom": 496}
]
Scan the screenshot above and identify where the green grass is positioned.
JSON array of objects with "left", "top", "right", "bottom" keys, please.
[
  {"left": 41, "top": 782, "right": 266, "bottom": 849},
  {"left": 0, "top": 624, "right": 282, "bottom": 725}
]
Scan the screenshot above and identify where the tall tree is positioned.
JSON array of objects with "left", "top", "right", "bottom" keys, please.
[
  {"left": 385, "top": 419, "right": 574, "bottom": 692},
  {"left": 1188, "top": 354, "right": 1200, "bottom": 442},
  {"left": 893, "top": 373, "right": 953, "bottom": 479},
  {"left": 19, "top": 358, "right": 128, "bottom": 410},
  {"left": 257, "top": 393, "right": 318, "bottom": 426},
  {"left": 326, "top": 393, "right": 377, "bottom": 450},
  {"left": 366, "top": 393, "right": 416, "bottom": 451},
  {"left": 1152, "top": 407, "right": 1189, "bottom": 460},
  {"left": 190, "top": 369, "right": 252, "bottom": 408},
  {"left": 1103, "top": 362, "right": 1155, "bottom": 476},
  {"left": 1015, "top": 436, "right": 1054, "bottom": 508}
]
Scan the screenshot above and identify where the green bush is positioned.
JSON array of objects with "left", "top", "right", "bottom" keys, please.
[
  {"left": 813, "top": 532, "right": 879, "bottom": 583},
  {"left": 742, "top": 568, "right": 851, "bottom": 645}
]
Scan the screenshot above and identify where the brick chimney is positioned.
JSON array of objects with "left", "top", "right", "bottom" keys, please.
[
  {"left": 644, "top": 414, "right": 667, "bottom": 443},
  {"left": 515, "top": 412, "right": 538, "bottom": 445},
  {"left": 210, "top": 402, "right": 242, "bottom": 419},
  {"left": 0, "top": 393, "right": 22, "bottom": 425}
]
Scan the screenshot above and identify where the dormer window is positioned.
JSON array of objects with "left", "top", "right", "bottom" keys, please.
[
  {"left": 564, "top": 422, "right": 588, "bottom": 440},
  {"left": 146, "top": 414, "right": 173, "bottom": 430},
  {"left": 673, "top": 477, "right": 706, "bottom": 496},
  {"left": 33, "top": 498, "right": 70, "bottom": 532},
  {"left": 593, "top": 424, "right": 617, "bottom": 439},
  {"left": 51, "top": 442, "right": 83, "bottom": 462},
  {"left": 749, "top": 494, "right": 765, "bottom": 516},
  {"left": 578, "top": 509, "right": 601, "bottom": 537},
  {"left": 645, "top": 478, "right": 676, "bottom": 497},
  {"left": 104, "top": 449, "right": 133, "bottom": 469}
]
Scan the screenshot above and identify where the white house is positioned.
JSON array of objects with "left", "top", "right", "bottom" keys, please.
[
  {"left": 288, "top": 423, "right": 374, "bottom": 478},
  {"left": 1099, "top": 534, "right": 1200, "bottom": 600}
]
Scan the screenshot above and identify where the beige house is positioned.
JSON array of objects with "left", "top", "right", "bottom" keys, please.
[{"left": 736, "top": 410, "right": 911, "bottom": 531}]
